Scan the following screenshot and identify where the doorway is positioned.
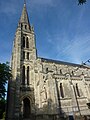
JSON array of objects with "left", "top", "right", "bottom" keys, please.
[
  {"left": 23, "top": 98, "right": 31, "bottom": 118},
  {"left": 69, "top": 115, "right": 74, "bottom": 120}
]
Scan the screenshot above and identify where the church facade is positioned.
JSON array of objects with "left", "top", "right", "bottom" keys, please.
[{"left": 6, "top": 2, "right": 90, "bottom": 120}]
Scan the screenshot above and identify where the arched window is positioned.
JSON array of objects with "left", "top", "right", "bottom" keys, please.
[
  {"left": 60, "top": 69, "right": 62, "bottom": 74},
  {"left": 46, "top": 68, "right": 48, "bottom": 73},
  {"left": 23, "top": 36, "right": 25, "bottom": 48},
  {"left": 60, "top": 83, "right": 64, "bottom": 98},
  {"left": 76, "top": 83, "right": 80, "bottom": 97},
  {"left": 22, "top": 66, "right": 25, "bottom": 85},
  {"left": 27, "top": 66, "right": 29, "bottom": 85},
  {"left": 26, "top": 37, "right": 29, "bottom": 48},
  {"left": 72, "top": 71, "right": 74, "bottom": 76},
  {"left": 25, "top": 25, "right": 27, "bottom": 30}
]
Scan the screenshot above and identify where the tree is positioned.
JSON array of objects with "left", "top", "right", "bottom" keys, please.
[
  {"left": 0, "top": 99, "right": 6, "bottom": 119},
  {"left": 0, "top": 62, "right": 11, "bottom": 119},
  {"left": 0, "top": 62, "right": 11, "bottom": 99},
  {"left": 78, "top": 0, "right": 87, "bottom": 5}
]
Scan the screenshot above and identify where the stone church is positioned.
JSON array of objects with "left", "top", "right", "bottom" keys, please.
[{"left": 6, "top": 2, "right": 90, "bottom": 120}]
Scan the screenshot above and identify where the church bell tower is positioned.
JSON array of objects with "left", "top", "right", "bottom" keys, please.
[{"left": 7, "top": 2, "right": 36, "bottom": 120}]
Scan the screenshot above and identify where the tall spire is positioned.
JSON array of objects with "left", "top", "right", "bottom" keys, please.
[{"left": 19, "top": 1, "right": 30, "bottom": 25}]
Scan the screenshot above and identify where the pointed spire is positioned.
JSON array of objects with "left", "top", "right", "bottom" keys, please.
[{"left": 19, "top": 1, "right": 30, "bottom": 25}]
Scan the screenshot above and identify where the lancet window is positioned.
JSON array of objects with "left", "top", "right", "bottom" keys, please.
[
  {"left": 26, "top": 37, "right": 29, "bottom": 48},
  {"left": 27, "top": 66, "right": 29, "bottom": 85},
  {"left": 27, "top": 52, "right": 29, "bottom": 60},
  {"left": 76, "top": 83, "right": 80, "bottom": 97},
  {"left": 44, "top": 87, "right": 47, "bottom": 99},
  {"left": 25, "top": 25, "right": 27, "bottom": 30},
  {"left": 22, "top": 66, "right": 25, "bottom": 85},
  {"left": 60, "top": 83, "right": 64, "bottom": 98},
  {"left": 60, "top": 69, "right": 62, "bottom": 74},
  {"left": 23, "top": 36, "right": 25, "bottom": 47},
  {"left": 23, "top": 51, "right": 25, "bottom": 59}
]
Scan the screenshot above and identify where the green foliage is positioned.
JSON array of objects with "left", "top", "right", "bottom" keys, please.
[
  {"left": 78, "top": 0, "right": 87, "bottom": 5},
  {"left": 3, "top": 112, "right": 6, "bottom": 120},
  {"left": 0, "top": 63, "right": 11, "bottom": 99},
  {"left": 0, "top": 99, "right": 6, "bottom": 119}
]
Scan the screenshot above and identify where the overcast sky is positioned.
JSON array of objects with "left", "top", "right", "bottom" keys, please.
[{"left": 0, "top": 0, "right": 90, "bottom": 64}]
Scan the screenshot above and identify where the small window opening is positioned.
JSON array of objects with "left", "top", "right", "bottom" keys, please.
[
  {"left": 60, "top": 69, "right": 62, "bottom": 74},
  {"left": 60, "top": 83, "right": 64, "bottom": 98},
  {"left": 23, "top": 51, "right": 25, "bottom": 59},
  {"left": 76, "top": 83, "right": 80, "bottom": 97},
  {"left": 44, "top": 87, "right": 47, "bottom": 99},
  {"left": 22, "top": 66, "right": 25, "bottom": 85},
  {"left": 23, "top": 36, "right": 25, "bottom": 48},
  {"left": 25, "top": 25, "right": 27, "bottom": 29},
  {"left": 27, "top": 52, "right": 29, "bottom": 60},
  {"left": 21, "top": 23, "right": 23, "bottom": 29},
  {"left": 27, "top": 66, "right": 29, "bottom": 85},
  {"left": 26, "top": 37, "right": 29, "bottom": 48},
  {"left": 46, "top": 68, "right": 48, "bottom": 73},
  {"left": 72, "top": 71, "right": 74, "bottom": 75}
]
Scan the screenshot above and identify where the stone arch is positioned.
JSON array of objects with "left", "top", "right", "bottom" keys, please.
[
  {"left": 23, "top": 97, "right": 31, "bottom": 118},
  {"left": 20, "top": 96, "right": 31, "bottom": 118},
  {"left": 21, "top": 95, "right": 34, "bottom": 103}
]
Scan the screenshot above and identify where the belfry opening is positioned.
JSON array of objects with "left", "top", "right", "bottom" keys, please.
[{"left": 6, "top": 1, "right": 90, "bottom": 120}]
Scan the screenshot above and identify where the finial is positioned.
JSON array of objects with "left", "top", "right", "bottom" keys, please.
[{"left": 24, "top": 0, "right": 26, "bottom": 4}]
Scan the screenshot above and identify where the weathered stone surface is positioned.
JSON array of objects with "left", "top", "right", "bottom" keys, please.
[{"left": 6, "top": 2, "right": 90, "bottom": 120}]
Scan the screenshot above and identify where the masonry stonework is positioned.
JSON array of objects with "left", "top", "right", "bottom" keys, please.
[{"left": 6, "top": 2, "right": 90, "bottom": 120}]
